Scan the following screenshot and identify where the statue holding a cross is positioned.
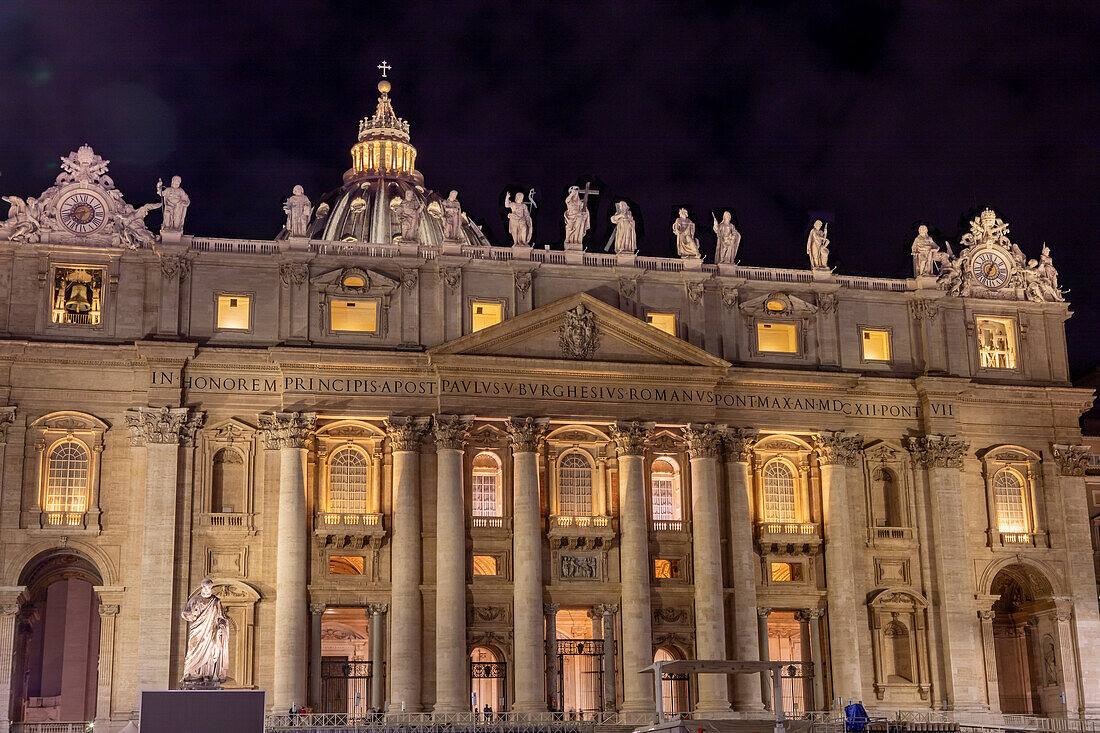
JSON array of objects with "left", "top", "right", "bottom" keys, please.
[{"left": 563, "top": 183, "right": 599, "bottom": 250}]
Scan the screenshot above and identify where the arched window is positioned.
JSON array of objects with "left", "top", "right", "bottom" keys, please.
[
  {"left": 871, "top": 468, "right": 904, "bottom": 527},
  {"left": 211, "top": 448, "right": 246, "bottom": 513},
  {"left": 558, "top": 452, "right": 593, "bottom": 517},
  {"left": 328, "top": 446, "right": 369, "bottom": 514},
  {"left": 762, "top": 460, "right": 797, "bottom": 522},
  {"left": 993, "top": 468, "right": 1028, "bottom": 532},
  {"left": 44, "top": 439, "right": 89, "bottom": 513},
  {"left": 472, "top": 452, "right": 503, "bottom": 517},
  {"left": 650, "top": 458, "right": 682, "bottom": 521}
]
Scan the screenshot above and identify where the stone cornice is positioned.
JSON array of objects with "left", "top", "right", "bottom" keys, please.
[
  {"left": 505, "top": 417, "right": 549, "bottom": 453},
  {"left": 126, "top": 406, "right": 205, "bottom": 446},
  {"left": 683, "top": 423, "right": 723, "bottom": 459},
  {"left": 609, "top": 420, "right": 653, "bottom": 456},
  {"left": 383, "top": 416, "right": 430, "bottom": 452},
  {"left": 813, "top": 431, "right": 863, "bottom": 467},
  {"left": 722, "top": 426, "right": 758, "bottom": 463},
  {"left": 906, "top": 434, "right": 969, "bottom": 469},
  {"left": 1051, "top": 443, "right": 1090, "bottom": 476},
  {"left": 432, "top": 414, "right": 473, "bottom": 450},
  {"left": 258, "top": 411, "right": 317, "bottom": 450}
]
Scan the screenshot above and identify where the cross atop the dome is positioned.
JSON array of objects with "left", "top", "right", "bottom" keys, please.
[{"left": 377, "top": 60, "right": 392, "bottom": 78}]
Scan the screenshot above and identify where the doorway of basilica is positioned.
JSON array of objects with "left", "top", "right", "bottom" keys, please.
[
  {"left": 767, "top": 611, "right": 813, "bottom": 714},
  {"left": 555, "top": 608, "right": 604, "bottom": 717},
  {"left": 470, "top": 646, "right": 506, "bottom": 714},
  {"left": 654, "top": 647, "right": 690, "bottom": 714},
  {"left": 320, "top": 608, "right": 372, "bottom": 716}
]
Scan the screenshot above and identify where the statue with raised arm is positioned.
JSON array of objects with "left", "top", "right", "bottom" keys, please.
[
  {"left": 807, "top": 220, "right": 830, "bottom": 269},
  {"left": 157, "top": 176, "right": 190, "bottom": 233},
  {"left": 911, "top": 224, "right": 941, "bottom": 277},
  {"left": 1038, "top": 245, "right": 1063, "bottom": 300},
  {"left": 180, "top": 579, "right": 229, "bottom": 689},
  {"left": 0, "top": 195, "right": 42, "bottom": 242},
  {"left": 563, "top": 186, "right": 590, "bottom": 250},
  {"left": 672, "top": 208, "right": 700, "bottom": 258},
  {"left": 284, "top": 185, "right": 312, "bottom": 238},
  {"left": 609, "top": 201, "right": 636, "bottom": 254},
  {"left": 505, "top": 191, "right": 533, "bottom": 246},
  {"left": 429, "top": 190, "right": 464, "bottom": 241},
  {"left": 390, "top": 189, "right": 423, "bottom": 243},
  {"left": 713, "top": 210, "right": 741, "bottom": 264}
]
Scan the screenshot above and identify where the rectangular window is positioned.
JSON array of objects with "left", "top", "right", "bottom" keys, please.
[
  {"left": 770, "top": 562, "right": 804, "bottom": 582},
  {"left": 652, "top": 477, "right": 676, "bottom": 521},
  {"left": 52, "top": 267, "right": 104, "bottom": 326},
  {"left": 472, "top": 473, "right": 500, "bottom": 517},
  {"left": 329, "top": 556, "right": 365, "bottom": 575},
  {"left": 330, "top": 299, "right": 378, "bottom": 333},
  {"left": 861, "top": 328, "right": 891, "bottom": 361},
  {"left": 216, "top": 294, "right": 251, "bottom": 330},
  {"left": 646, "top": 312, "right": 677, "bottom": 336},
  {"left": 473, "top": 555, "right": 499, "bottom": 576},
  {"left": 977, "top": 316, "right": 1017, "bottom": 369},
  {"left": 757, "top": 322, "right": 798, "bottom": 353},
  {"left": 654, "top": 558, "right": 680, "bottom": 579},
  {"left": 472, "top": 301, "right": 503, "bottom": 332}
]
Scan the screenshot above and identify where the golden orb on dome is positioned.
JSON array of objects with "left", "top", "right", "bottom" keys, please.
[{"left": 378, "top": 80, "right": 391, "bottom": 94}]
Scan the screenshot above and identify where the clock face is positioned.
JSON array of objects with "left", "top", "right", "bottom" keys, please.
[
  {"left": 971, "top": 251, "right": 1010, "bottom": 289},
  {"left": 58, "top": 192, "right": 106, "bottom": 234}
]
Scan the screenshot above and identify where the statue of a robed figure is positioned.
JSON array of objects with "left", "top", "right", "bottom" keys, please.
[{"left": 180, "top": 578, "right": 229, "bottom": 689}]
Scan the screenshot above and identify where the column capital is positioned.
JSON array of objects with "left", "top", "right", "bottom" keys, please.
[
  {"left": 722, "top": 427, "right": 758, "bottom": 463},
  {"left": 506, "top": 417, "right": 550, "bottom": 453},
  {"left": 906, "top": 434, "right": 969, "bottom": 469},
  {"left": 757, "top": 607, "right": 772, "bottom": 618},
  {"left": 812, "top": 431, "right": 863, "bottom": 466},
  {"left": 977, "top": 609, "right": 995, "bottom": 621},
  {"left": 0, "top": 406, "right": 16, "bottom": 440},
  {"left": 309, "top": 603, "right": 327, "bottom": 616},
  {"left": 99, "top": 603, "right": 121, "bottom": 618},
  {"left": 259, "top": 411, "right": 316, "bottom": 450},
  {"left": 383, "top": 415, "right": 430, "bottom": 451},
  {"left": 366, "top": 602, "right": 389, "bottom": 616},
  {"left": 593, "top": 603, "right": 619, "bottom": 617},
  {"left": 684, "top": 423, "right": 723, "bottom": 458},
  {"left": 796, "top": 608, "right": 824, "bottom": 621},
  {"left": 432, "top": 414, "right": 473, "bottom": 451},
  {"left": 1051, "top": 443, "right": 1090, "bottom": 476},
  {"left": 543, "top": 602, "right": 560, "bottom": 615},
  {"left": 126, "top": 406, "right": 205, "bottom": 447},
  {"left": 609, "top": 421, "right": 653, "bottom": 456}
]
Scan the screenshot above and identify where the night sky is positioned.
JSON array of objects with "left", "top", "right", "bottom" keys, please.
[{"left": 2, "top": 2, "right": 1100, "bottom": 374}]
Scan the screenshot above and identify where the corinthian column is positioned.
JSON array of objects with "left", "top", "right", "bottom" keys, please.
[
  {"left": 723, "top": 427, "right": 763, "bottom": 711},
  {"left": 126, "top": 406, "right": 204, "bottom": 693},
  {"left": 683, "top": 423, "right": 730, "bottom": 713},
  {"left": 609, "top": 421, "right": 654, "bottom": 712},
  {"left": 385, "top": 416, "right": 430, "bottom": 711},
  {"left": 433, "top": 414, "right": 473, "bottom": 713},
  {"left": 260, "top": 410, "right": 316, "bottom": 711},
  {"left": 0, "top": 588, "right": 26, "bottom": 733},
  {"left": 506, "top": 417, "right": 549, "bottom": 712},
  {"left": 367, "top": 603, "right": 388, "bottom": 711},
  {"left": 813, "top": 431, "right": 863, "bottom": 704}
]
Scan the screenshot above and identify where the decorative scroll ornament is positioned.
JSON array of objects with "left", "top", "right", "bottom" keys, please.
[
  {"left": 817, "top": 293, "right": 837, "bottom": 315},
  {"left": 723, "top": 427, "right": 758, "bottom": 462},
  {"left": 558, "top": 304, "right": 600, "bottom": 360},
  {"left": 514, "top": 270, "right": 532, "bottom": 295},
  {"left": 0, "top": 406, "right": 16, "bottom": 438},
  {"left": 813, "top": 431, "right": 863, "bottom": 467},
  {"left": 258, "top": 411, "right": 317, "bottom": 450},
  {"left": 126, "top": 406, "right": 204, "bottom": 446},
  {"left": 365, "top": 602, "right": 389, "bottom": 616},
  {"left": 685, "top": 280, "right": 705, "bottom": 304},
  {"left": 589, "top": 603, "right": 618, "bottom": 619},
  {"left": 279, "top": 262, "right": 308, "bottom": 286},
  {"left": 439, "top": 267, "right": 461, "bottom": 292},
  {"left": 432, "top": 414, "right": 472, "bottom": 450},
  {"left": 906, "top": 434, "right": 969, "bottom": 469},
  {"left": 653, "top": 606, "right": 689, "bottom": 625},
  {"left": 159, "top": 254, "right": 192, "bottom": 281},
  {"left": 683, "top": 423, "right": 723, "bottom": 458},
  {"left": 908, "top": 298, "right": 940, "bottom": 321},
  {"left": 505, "top": 416, "right": 549, "bottom": 453},
  {"left": 1051, "top": 444, "right": 1090, "bottom": 476},
  {"left": 609, "top": 420, "right": 653, "bottom": 456},
  {"left": 400, "top": 268, "right": 418, "bottom": 290},
  {"left": 98, "top": 603, "right": 121, "bottom": 617},
  {"left": 383, "top": 416, "right": 429, "bottom": 452}
]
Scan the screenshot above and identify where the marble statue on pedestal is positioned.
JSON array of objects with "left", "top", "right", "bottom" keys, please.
[
  {"left": 672, "top": 208, "right": 700, "bottom": 258},
  {"left": 563, "top": 186, "right": 591, "bottom": 250},
  {"left": 505, "top": 191, "right": 533, "bottom": 246},
  {"left": 0, "top": 195, "right": 42, "bottom": 242},
  {"left": 429, "top": 190, "right": 464, "bottom": 241},
  {"left": 609, "top": 201, "right": 636, "bottom": 254},
  {"left": 390, "top": 189, "right": 424, "bottom": 243},
  {"left": 911, "top": 225, "right": 941, "bottom": 277},
  {"left": 157, "top": 176, "right": 190, "bottom": 233},
  {"left": 180, "top": 578, "right": 229, "bottom": 689},
  {"left": 713, "top": 211, "right": 740, "bottom": 264},
  {"left": 807, "top": 220, "right": 830, "bottom": 269},
  {"left": 284, "top": 186, "right": 312, "bottom": 238}
]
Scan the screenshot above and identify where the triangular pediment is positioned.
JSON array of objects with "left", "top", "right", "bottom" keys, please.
[{"left": 429, "top": 292, "right": 729, "bottom": 369}]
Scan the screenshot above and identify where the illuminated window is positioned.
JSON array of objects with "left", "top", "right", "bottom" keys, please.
[
  {"left": 330, "top": 299, "right": 378, "bottom": 333},
  {"left": 472, "top": 452, "right": 503, "bottom": 517},
  {"left": 861, "top": 329, "right": 891, "bottom": 361},
  {"left": 977, "top": 317, "right": 1017, "bottom": 369},
  {"left": 52, "top": 267, "right": 104, "bottom": 326},
  {"left": 757, "top": 322, "right": 798, "bottom": 353},
  {"left": 765, "top": 299, "right": 786, "bottom": 313},
  {"left": 646, "top": 312, "right": 677, "bottom": 336},
  {"left": 342, "top": 273, "right": 367, "bottom": 288},
  {"left": 650, "top": 458, "right": 682, "bottom": 521},
  {"left": 44, "top": 439, "right": 90, "bottom": 513},
  {"left": 770, "top": 562, "right": 804, "bottom": 582},
  {"left": 993, "top": 468, "right": 1028, "bottom": 532},
  {"left": 216, "top": 294, "right": 251, "bottom": 330},
  {"left": 557, "top": 451, "right": 593, "bottom": 517},
  {"left": 763, "top": 460, "right": 797, "bottom": 522},
  {"left": 329, "top": 556, "right": 365, "bottom": 575},
  {"left": 654, "top": 559, "right": 680, "bottom": 579},
  {"left": 472, "top": 302, "right": 503, "bottom": 332},
  {"left": 328, "top": 446, "right": 369, "bottom": 514},
  {"left": 473, "top": 555, "right": 499, "bottom": 576}
]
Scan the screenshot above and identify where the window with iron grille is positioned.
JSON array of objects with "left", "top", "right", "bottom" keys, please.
[{"left": 763, "top": 460, "right": 797, "bottom": 522}]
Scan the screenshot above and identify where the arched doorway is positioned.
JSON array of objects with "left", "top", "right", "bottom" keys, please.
[
  {"left": 12, "top": 550, "right": 103, "bottom": 725},
  {"left": 470, "top": 646, "right": 506, "bottom": 714},
  {"left": 990, "top": 565, "right": 1065, "bottom": 716},
  {"left": 320, "top": 608, "right": 370, "bottom": 715},
  {"left": 654, "top": 647, "right": 690, "bottom": 714}
]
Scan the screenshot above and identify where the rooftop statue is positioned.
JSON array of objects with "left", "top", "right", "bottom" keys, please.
[
  {"left": 911, "top": 225, "right": 943, "bottom": 277},
  {"left": 428, "top": 190, "right": 464, "bottom": 241},
  {"left": 180, "top": 578, "right": 229, "bottom": 689},
  {"left": 116, "top": 201, "right": 161, "bottom": 249},
  {"left": 1038, "top": 245, "right": 1063, "bottom": 299},
  {"left": 0, "top": 195, "right": 42, "bottom": 242},
  {"left": 504, "top": 191, "right": 533, "bottom": 246},
  {"left": 284, "top": 185, "right": 312, "bottom": 238},
  {"left": 608, "top": 201, "right": 636, "bottom": 254},
  {"left": 807, "top": 220, "right": 830, "bottom": 270},
  {"left": 672, "top": 208, "right": 700, "bottom": 259},
  {"left": 157, "top": 176, "right": 190, "bottom": 234},
  {"left": 563, "top": 184, "right": 597, "bottom": 250},
  {"left": 713, "top": 210, "right": 741, "bottom": 265},
  {"left": 390, "top": 189, "right": 424, "bottom": 243}
]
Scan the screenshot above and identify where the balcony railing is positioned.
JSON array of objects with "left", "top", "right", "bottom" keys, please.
[
  {"left": 547, "top": 515, "right": 615, "bottom": 549},
  {"left": 760, "top": 521, "right": 818, "bottom": 535},
  {"left": 550, "top": 515, "right": 610, "bottom": 529},
  {"left": 757, "top": 521, "right": 822, "bottom": 554},
  {"left": 472, "top": 515, "right": 510, "bottom": 530},
  {"left": 204, "top": 512, "right": 250, "bottom": 528},
  {"left": 872, "top": 526, "right": 914, "bottom": 541},
  {"left": 39, "top": 511, "right": 86, "bottom": 529},
  {"left": 651, "top": 519, "right": 687, "bottom": 533},
  {"left": 1000, "top": 530, "right": 1044, "bottom": 547},
  {"left": 318, "top": 512, "right": 383, "bottom": 527},
  {"left": 12, "top": 724, "right": 90, "bottom": 733}
]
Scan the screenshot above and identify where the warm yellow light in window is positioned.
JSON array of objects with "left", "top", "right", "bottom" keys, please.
[
  {"left": 331, "top": 299, "right": 378, "bottom": 332},
  {"left": 765, "top": 299, "right": 786, "bottom": 312},
  {"left": 646, "top": 312, "right": 676, "bottom": 336},
  {"left": 329, "top": 556, "right": 365, "bottom": 575},
  {"left": 653, "top": 558, "right": 678, "bottom": 579},
  {"left": 757, "top": 322, "right": 798, "bottom": 353},
  {"left": 217, "top": 295, "right": 251, "bottom": 330},
  {"left": 861, "top": 329, "right": 891, "bottom": 361},
  {"left": 473, "top": 555, "right": 498, "bottom": 576},
  {"left": 342, "top": 274, "right": 366, "bottom": 288},
  {"left": 977, "top": 316, "right": 1018, "bottom": 370},
  {"left": 472, "top": 302, "right": 503, "bottom": 332},
  {"left": 771, "top": 562, "right": 803, "bottom": 582}
]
